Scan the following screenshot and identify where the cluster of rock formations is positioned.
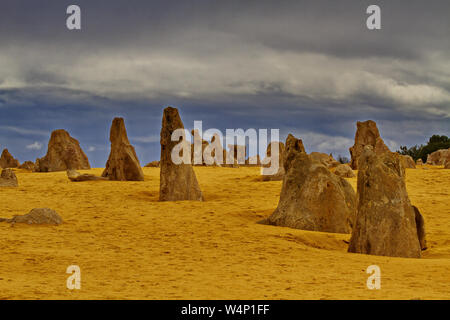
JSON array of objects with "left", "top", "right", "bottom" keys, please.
[
  {"left": 261, "top": 141, "right": 285, "bottom": 181},
  {"left": 145, "top": 161, "right": 160, "bottom": 167},
  {"left": 246, "top": 155, "right": 261, "bottom": 167},
  {"left": 261, "top": 140, "right": 350, "bottom": 181},
  {"left": 102, "top": 118, "right": 144, "bottom": 181},
  {"left": 1, "top": 111, "right": 438, "bottom": 258},
  {"left": 261, "top": 120, "right": 428, "bottom": 258},
  {"left": 191, "top": 129, "right": 210, "bottom": 166},
  {"left": 228, "top": 144, "right": 246, "bottom": 165},
  {"left": 416, "top": 148, "right": 450, "bottom": 168},
  {"left": 207, "top": 134, "right": 224, "bottom": 166},
  {"left": 222, "top": 150, "right": 240, "bottom": 168},
  {"left": 260, "top": 134, "right": 356, "bottom": 234},
  {"left": 19, "top": 161, "right": 36, "bottom": 171},
  {"left": 205, "top": 134, "right": 223, "bottom": 166},
  {"left": 35, "top": 129, "right": 90, "bottom": 172}
]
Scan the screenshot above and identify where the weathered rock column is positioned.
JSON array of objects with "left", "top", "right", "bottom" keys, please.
[
  {"left": 348, "top": 146, "right": 424, "bottom": 258},
  {"left": 102, "top": 118, "right": 144, "bottom": 181},
  {"left": 160, "top": 107, "right": 203, "bottom": 201}
]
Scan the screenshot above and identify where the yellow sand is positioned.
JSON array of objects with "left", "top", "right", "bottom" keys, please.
[{"left": 0, "top": 165, "right": 449, "bottom": 300}]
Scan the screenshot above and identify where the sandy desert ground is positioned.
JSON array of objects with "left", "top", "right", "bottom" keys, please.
[{"left": 0, "top": 165, "right": 449, "bottom": 300}]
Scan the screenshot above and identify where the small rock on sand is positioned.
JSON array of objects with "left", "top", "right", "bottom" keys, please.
[
  {"left": 0, "top": 208, "right": 62, "bottom": 226},
  {"left": 0, "top": 168, "right": 18, "bottom": 187}
]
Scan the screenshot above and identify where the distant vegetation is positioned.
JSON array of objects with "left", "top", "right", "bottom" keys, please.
[
  {"left": 398, "top": 135, "right": 450, "bottom": 162},
  {"left": 337, "top": 155, "right": 350, "bottom": 164}
]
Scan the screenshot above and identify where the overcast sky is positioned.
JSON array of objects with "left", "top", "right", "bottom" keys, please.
[{"left": 0, "top": 0, "right": 449, "bottom": 166}]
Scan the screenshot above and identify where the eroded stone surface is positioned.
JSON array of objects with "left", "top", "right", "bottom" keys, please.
[
  {"left": 426, "top": 148, "right": 450, "bottom": 166},
  {"left": 67, "top": 169, "right": 107, "bottom": 182},
  {"left": 102, "top": 118, "right": 144, "bottom": 181},
  {"left": 35, "top": 130, "right": 90, "bottom": 172},
  {"left": 0, "top": 208, "right": 62, "bottom": 226},
  {"left": 310, "top": 152, "right": 340, "bottom": 168},
  {"left": 0, "top": 149, "right": 20, "bottom": 168},
  {"left": 413, "top": 206, "right": 427, "bottom": 250},
  {"left": 260, "top": 134, "right": 356, "bottom": 234},
  {"left": 0, "top": 168, "right": 18, "bottom": 187},
  {"left": 349, "top": 120, "right": 390, "bottom": 169},
  {"left": 348, "top": 147, "right": 423, "bottom": 258},
  {"left": 145, "top": 161, "right": 160, "bottom": 168},
  {"left": 18, "top": 161, "right": 36, "bottom": 171},
  {"left": 334, "top": 164, "right": 356, "bottom": 178},
  {"left": 401, "top": 155, "right": 416, "bottom": 169},
  {"left": 160, "top": 107, "right": 203, "bottom": 201}
]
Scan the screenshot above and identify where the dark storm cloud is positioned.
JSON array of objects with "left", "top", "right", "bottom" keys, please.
[
  {"left": 0, "top": 1, "right": 449, "bottom": 165},
  {"left": 2, "top": 0, "right": 449, "bottom": 57}
]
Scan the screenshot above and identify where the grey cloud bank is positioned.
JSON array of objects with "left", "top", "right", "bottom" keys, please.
[{"left": 0, "top": 0, "right": 449, "bottom": 166}]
